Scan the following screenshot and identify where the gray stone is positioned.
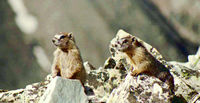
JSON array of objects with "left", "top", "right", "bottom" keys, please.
[
  {"left": 86, "top": 30, "right": 177, "bottom": 102},
  {"left": 107, "top": 74, "right": 173, "bottom": 103},
  {"left": 169, "top": 47, "right": 200, "bottom": 102},
  {"left": 1, "top": 30, "right": 200, "bottom": 103},
  {"left": 0, "top": 74, "right": 52, "bottom": 103},
  {"left": 39, "top": 77, "right": 88, "bottom": 103}
]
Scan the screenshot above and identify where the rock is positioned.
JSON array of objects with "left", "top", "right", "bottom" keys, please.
[
  {"left": 0, "top": 74, "right": 88, "bottom": 103},
  {"left": 85, "top": 66, "right": 125, "bottom": 102},
  {"left": 85, "top": 56, "right": 128, "bottom": 102},
  {"left": 1, "top": 29, "right": 200, "bottom": 103},
  {"left": 107, "top": 74, "right": 173, "bottom": 103},
  {"left": 169, "top": 47, "right": 200, "bottom": 102},
  {"left": 85, "top": 30, "right": 176, "bottom": 102},
  {"left": 84, "top": 61, "right": 96, "bottom": 73},
  {"left": 0, "top": 89, "right": 24, "bottom": 103},
  {"left": 39, "top": 77, "right": 88, "bottom": 103},
  {"left": 0, "top": 74, "right": 52, "bottom": 103}
]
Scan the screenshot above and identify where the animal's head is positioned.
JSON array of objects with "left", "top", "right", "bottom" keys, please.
[
  {"left": 113, "top": 35, "right": 139, "bottom": 52},
  {"left": 52, "top": 32, "right": 75, "bottom": 50}
]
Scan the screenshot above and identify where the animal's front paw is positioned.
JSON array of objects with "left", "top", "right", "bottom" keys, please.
[
  {"left": 131, "top": 71, "right": 138, "bottom": 76},
  {"left": 130, "top": 66, "right": 138, "bottom": 76}
]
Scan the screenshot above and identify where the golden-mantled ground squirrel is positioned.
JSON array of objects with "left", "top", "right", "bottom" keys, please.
[{"left": 51, "top": 32, "right": 86, "bottom": 84}]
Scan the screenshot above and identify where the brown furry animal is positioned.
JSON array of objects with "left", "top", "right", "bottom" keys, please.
[
  {"left": 51, "top": 32, "right": 86, "bottom": 84},
  {"left": 113, "top": 35, "right": 174, "bottom": 93}
]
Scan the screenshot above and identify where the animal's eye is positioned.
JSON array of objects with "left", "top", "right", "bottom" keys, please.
[
  {"left": 60, "top": 35, "right": 66, "bottom": 39},
  {"left": 132, "top": 37, "right": 135, "bottom": 42},
  {"left": 123, "top": 39, "right": 128, "bottom": 43}
]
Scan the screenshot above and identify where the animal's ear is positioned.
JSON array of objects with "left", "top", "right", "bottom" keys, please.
[
  {"left": 131, "top": 36, "right": 136, "bottom": 42},
  {"left": 68, "top": 32, "right": 73, "bottom": 39},
  {"left": 133, "top": 38, "right": 143, "bottom": 47}
]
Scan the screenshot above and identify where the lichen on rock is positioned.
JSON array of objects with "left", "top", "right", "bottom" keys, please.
[
  {"left": 0, "top": 74, "right": 52, "bottom": 103},
  {"left": 0, "top": 29, "right": 200, "bottom": 103},
  {"left": 86, "top": 30, "right": 176, "bottom": 102},
  {"left": 107, "top": 74, "right": 173, "bottom": 103},
  {"left": 169, "top": 47, "right": 200, "bottom": 102}
]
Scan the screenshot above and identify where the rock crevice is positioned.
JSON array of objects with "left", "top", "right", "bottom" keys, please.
[{"left": 0, "top": 30, "right": 200, "bottom": 103}]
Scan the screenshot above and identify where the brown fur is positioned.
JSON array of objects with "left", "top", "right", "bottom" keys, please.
[
  {"left": 113, "top": 35, "right": 174, "bottom": 93},
  {"left": 51, "top": 32, "right": 86, "bottom": 84}
]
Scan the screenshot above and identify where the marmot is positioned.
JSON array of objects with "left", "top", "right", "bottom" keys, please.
[
  {"left": 113, "top": 35, "right": 174, "bottom": 93},
  {"left": 51, "top": 32, "right": 86, "bottom": 84}
]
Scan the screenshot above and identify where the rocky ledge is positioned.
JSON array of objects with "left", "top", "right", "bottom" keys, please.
[{"left": 0, "top": 30, "right": 200, "bottom": 103}]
